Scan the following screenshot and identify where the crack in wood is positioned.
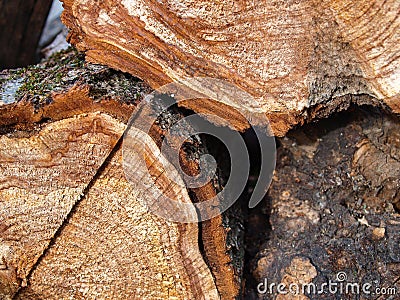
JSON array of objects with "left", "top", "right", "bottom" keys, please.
[{"left": 13, "top": 137, "right": 124, "bottom": 299}]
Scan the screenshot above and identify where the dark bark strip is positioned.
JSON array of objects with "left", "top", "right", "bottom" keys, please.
[{"left": 0, "top": 0, "right": 53, "bottom": 68}]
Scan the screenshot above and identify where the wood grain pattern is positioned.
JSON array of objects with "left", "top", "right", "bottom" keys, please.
[
  {"left": 0, "top": 111, "right": 218, "bottom": 299},
  {"left": 0, "top": 112, "right": 125, "bottom": 297},
  {"left": 325, "top": 0, "right": 400, "bottom": 99},
  {"left": 61, "top": 0, "right": 399, "bottom": 135},
  {"left": 16, "top": 145, "right": 218, "bottom": 299},
  {"left": 1, "top": 53, "right": 242, "bottom": 299}
]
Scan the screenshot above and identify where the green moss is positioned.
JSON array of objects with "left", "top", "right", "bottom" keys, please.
[
  {"left": 1, "top": 46, "right": 150, "bottom": 109},
  {"left": 9, "top": 47, "right": 86, "bottom": 107}
]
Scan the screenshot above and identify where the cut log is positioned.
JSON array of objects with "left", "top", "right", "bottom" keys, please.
[
  {"left": 2, "top": 0, "right": 400, "bottom": 297},
  {"left": 61, "top": 0, "right": 399, "bottom": 135},
  {"left": 0, "top": 49, "right": 245, "bottom": 299},
  {"left": 14, "top": 132, "right": 217, "bottom": 299},
  {"left": 0, "top": 111, "right": 125, "bottom": 296}
]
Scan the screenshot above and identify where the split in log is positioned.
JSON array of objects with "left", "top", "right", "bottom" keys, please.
[
  {"left": 0, "top": 49, "right": 245, "bottom": 299},
  {"left": 61, "top": 0, "right": 400, "bottom": 135},
  {"left": 15, "top": 137, "right": 218, "bottom": 299}
]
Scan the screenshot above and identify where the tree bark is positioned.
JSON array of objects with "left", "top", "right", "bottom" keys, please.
[{"left": 61, "top": 0, "right": 399, "bottom": 135}]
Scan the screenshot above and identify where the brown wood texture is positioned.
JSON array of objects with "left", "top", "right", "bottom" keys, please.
[
  {"left": 0, "top": 52, "right": 225, "bottom": 299},
  {"left": 150, "top": 108, "right": 243, "bottom": 300},
  {"left": 0, "top": 0, "right": 53, "bottom": 69},
  {"left": 61, "top": 0, "right": 400, "bottom": 136},
  {"left": 0, "top": 112, "right": 125, "bottom": 296},
  {"left": 14, "top": 135, "right": 217, "bottom": 299}
]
